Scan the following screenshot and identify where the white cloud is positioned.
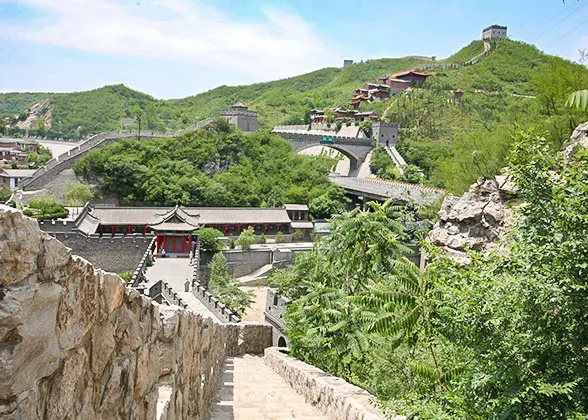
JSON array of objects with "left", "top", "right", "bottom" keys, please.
[{"left": 0, "top": 0, "right": 338, "bottom": 81}]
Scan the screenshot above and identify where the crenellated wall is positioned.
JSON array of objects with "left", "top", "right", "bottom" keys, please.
[{"left": 0, "top": 206, "right": 272, "bottom": 420}]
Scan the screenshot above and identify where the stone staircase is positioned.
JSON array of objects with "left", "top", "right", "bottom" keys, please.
[{"left": 207, "top": 354, "right": 327, "bottom": 420}]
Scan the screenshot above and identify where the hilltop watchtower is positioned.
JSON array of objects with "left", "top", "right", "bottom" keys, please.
[
  {"left": 482, "top": 24, "right": 507, "bottom": 40},
  {"left": 220, "top": 102, "right": 258, "bottom": 133}
]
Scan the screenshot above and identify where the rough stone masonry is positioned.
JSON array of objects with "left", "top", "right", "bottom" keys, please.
[{"left": 0, "top": 205, "right": 271, "bottom": 420}]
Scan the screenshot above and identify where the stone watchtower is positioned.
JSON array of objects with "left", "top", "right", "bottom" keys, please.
[
  {"left": 482, "top": 24, "right": 507, "bottom": 41},
  {"left": 372, "top": 122, "right": 398, "bottom": 147},
  {"left": 220, "top": 102, "right": 258, "bottom": 133}
]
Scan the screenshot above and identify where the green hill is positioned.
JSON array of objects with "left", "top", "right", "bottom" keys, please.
[
  {"left": 2, "top": 39, "right": 587, "bottom": 193},
  {"left": 379, "top": 40, "right": 588, "bottom": 192},
  {"left": 0, "top": 57, "right": 431, "bottom": 138}
]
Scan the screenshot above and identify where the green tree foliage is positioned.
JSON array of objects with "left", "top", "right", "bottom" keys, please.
[
  {"left": 279, "top": 131, "right": 588, "bottom": 418},
  {"left": 386, "top": 40, "right": 588, "bottom": 193},
  {"left": 73, "top": 123, "right": 338, "bottom": 208},
  {"left": 370, "top": 147, "right": 402, "bottom": 180},
  {"left": 308, "top": 185, "right": 350, "bottom": 219},
  {"left": 117, "top": 270, "right": 134, "bottom": 284},
  {"left": 0, "top": 187, "right": 12, "bottom": 201},
  {"left": 359, "top": 120, "right": 373, "bottom": 138},
  {"left": 236, "top": 226, "right": 255, "bottom": 250},
  {"left": 63, "top": 182, "right": 93, "bottom": 206},
  {"left": 24, "top": 196, "right": 69, "bottom": 219},
  {"left": 208, "top": 252, "right": 252, "bottom": 316},
  {"left": 26, "top": 143, "right": 52, "bottom": 168},
  {"left": 195, "top": 227, "right": 224, "bottom": 252}
]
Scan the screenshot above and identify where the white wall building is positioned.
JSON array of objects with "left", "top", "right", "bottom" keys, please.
[{"left": 482, "top": 24, "right": 508, "bottom": 40}]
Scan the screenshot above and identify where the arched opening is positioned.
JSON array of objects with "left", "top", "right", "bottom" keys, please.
[
  {"left": 273, "top": 294, "right": 279, "bottom": 306},
  {"left": 296, "top": 145, "right": 359, "bottom": 176},
  {"left": 277, "top": 336, "right": 287, "bottom": 348}
]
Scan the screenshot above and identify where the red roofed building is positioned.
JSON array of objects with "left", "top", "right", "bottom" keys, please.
[{"left": 385, "top": 68, "right": 431, "bottom": 87}]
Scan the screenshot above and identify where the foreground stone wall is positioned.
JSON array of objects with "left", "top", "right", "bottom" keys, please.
[
  {"left": 0, "top": 206, "right": 271, "bottom": 420},
  {"left": 264, "top": 348, "right": 390, "bottom": 420}
]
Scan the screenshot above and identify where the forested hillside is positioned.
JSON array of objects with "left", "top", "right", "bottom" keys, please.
[
  {"left": 375, "top": 40, "right": 588, "bottom": 192},
  {"left": 73, "top": 119, "right": 343, "bottom": 214},
  {"left": 0, "top": 57, "right": 430, "bottom": 138},
  {"left": 3, "top": 39, "right": 587, "bottom": 194}
]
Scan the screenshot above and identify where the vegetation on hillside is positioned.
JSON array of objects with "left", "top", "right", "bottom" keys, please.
[
  {"left": 272, "top": 130, "right": 588, "bottom": 418},
  {"left": 0, "top": 57, "right": 432, "bottom": 138},
  {"left": 3, "top": 39, "right": 587, "bottom": 194},
  {"left": 73, "top": 120, "right": 344, "bottom": 214},
  {"left": 384, "top": 40, "right": 588, "bottom": 193}
]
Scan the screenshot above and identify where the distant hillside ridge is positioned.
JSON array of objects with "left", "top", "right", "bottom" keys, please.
[{"left": 0, "top": 39, "right": 585, "bottom": 145}]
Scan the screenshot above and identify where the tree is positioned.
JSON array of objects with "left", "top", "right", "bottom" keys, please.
[
  {"left": 236, "top": 226, "right": 255, "bottom": 250},
  {"left": 308, "top": 186, "right": 350, "bottom": 219},
  {"left": 195, "top": 227, "right": 224, "bottom": 252},
  {"left": 208, "top": 252, "right": 252, "bottom": 316},
  {"left": 324, "top": 108, "right": 336, "bottom": 123},
  {"left": 64, "top": 182, "right": 93, "bottom": 206},
  {"left": 359, "top": 120, "right": 373, "bottom": 138},
  {"left": 25, "top": 196, "right": 69, "bottom": 219}
]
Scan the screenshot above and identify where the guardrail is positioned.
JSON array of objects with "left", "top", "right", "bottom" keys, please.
[
  {"left": 190, "top": 257, "right": 241, "bottom": 323},
  {"left": 130, "top": 236, "right": 157, "bottom": 287}
]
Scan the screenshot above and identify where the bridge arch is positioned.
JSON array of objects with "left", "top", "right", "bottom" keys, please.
[{"left": 295, "top": 143, "right": 362, "bottom": 176}]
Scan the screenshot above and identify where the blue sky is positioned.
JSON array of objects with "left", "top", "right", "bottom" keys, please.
[{"left": 0, "top": 0, "right": 587, "bottom": 98}]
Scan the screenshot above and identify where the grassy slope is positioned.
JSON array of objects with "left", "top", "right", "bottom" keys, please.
[
  {"left": 0, "top": 57, "right": 430, "bottom": 136},
  {"left": 381, "top": 39, "right": 588, "bottom": 192}
]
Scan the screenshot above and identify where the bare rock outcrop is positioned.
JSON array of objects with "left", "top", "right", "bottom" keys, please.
[
  {"left": 428, "top": 176, "right": 517, "bottom": 257},
  {"left": 0, "top": 205, "right": 271, "bottom": 420}
]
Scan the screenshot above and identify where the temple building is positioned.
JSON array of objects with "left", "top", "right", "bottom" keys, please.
[{"left": 74, "top": 204, "right": 307, "bottom": 255}]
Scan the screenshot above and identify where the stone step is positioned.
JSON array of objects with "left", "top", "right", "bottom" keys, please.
[{"left": 207, "top": 354, "right": 327, "bottom": 420}]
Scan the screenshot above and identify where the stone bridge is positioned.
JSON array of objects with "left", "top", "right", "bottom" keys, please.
[
  {"left": 329, "top": 175, "right": 445, "bottom": 206},
  {"left": 272, "top": 123, "right": 398, "bottom": 177}
]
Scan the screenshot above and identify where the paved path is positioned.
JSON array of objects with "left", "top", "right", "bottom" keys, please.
[
  {"left": 207, "top": 354, "right": 326, "bottom": 420},
  {"left": 145, "top": 258, "right": 222, "bottom": 322}
]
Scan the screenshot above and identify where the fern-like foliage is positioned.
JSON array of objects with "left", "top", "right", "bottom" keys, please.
[{"left": 566, "top": 89, "right": 588, "bottom": 110}]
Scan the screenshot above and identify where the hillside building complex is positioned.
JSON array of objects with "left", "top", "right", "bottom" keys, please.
[
  {"left": 482, "top": 24, "right": 508, "bottom": 40},
  {"left": 70, "top": 204, "right": 310, "bottom": 255},
  {"left": 0, "top": 137, "right": 37, "bottom": 164},
  {"left": 220, "top": 102, "right": 258, "bottom": 133}
]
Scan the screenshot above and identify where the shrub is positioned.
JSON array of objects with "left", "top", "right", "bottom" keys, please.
[
  {"left": 229, "top": 237, "right": 236, "bottom": 249},
  {"left": 195, "top": 227, "right": 224, "bottom": 252},
  {"left": 259, "top": 233, "right": 267, "bottom": 244},
  {"left": 236, "top": 227, "right": 255, "bottom": 250},
  {"left": 276, "top": 231, "right": 286, "bottom": 243}
]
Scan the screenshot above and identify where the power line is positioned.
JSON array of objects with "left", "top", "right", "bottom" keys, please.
[
  {"left": 545, "top": 15, "right": 588, "bottom": 48},
  {"left": 532, "top": 0, "right": 588, "bottom": 42}
]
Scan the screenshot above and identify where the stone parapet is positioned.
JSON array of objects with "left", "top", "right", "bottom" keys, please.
[
  {"left": 0, "top": 206, "right": 272, "bottom": 419},
  {"left": 264, "top": 347, "right": 392, "bottom": 420}
]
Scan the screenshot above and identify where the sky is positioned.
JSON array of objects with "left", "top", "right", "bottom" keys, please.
[{"left": 0, "top": 0, "right": 587, "bottom": 99}]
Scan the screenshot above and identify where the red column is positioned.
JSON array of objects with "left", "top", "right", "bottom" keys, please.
[
  {"left": 128, "top": 225, "right": 131, "bottom": 234},
  {"left": 223, "top": 224, "right": 227, "bottom": 235},
  {"left": 144, "top": 224, "right": 147, "bottom": 235},
  {"left": 163, "top": 235, "right": 167, "bottom": 251},
  {"left": 188, "top": 236, "right": 192, "bottom": 254},
  {"left": 238, "top": 224, "right": 241, "bottom": 233},
  {"left": 264, "top": 224, "right": 267, "bottom": 233},
  {"left": 277, "top": 224, "right": 281, "bottom": 232},
  {"left": 182, "top": 236, "right": 185, "bottom": 254},
  {"left": 112, "top": 225, "right": 115, "bottom": 236}
]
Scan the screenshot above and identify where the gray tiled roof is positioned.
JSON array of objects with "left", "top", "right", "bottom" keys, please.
[{"left": 83, "top": 207, "right": 292, "bottom": 229}]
